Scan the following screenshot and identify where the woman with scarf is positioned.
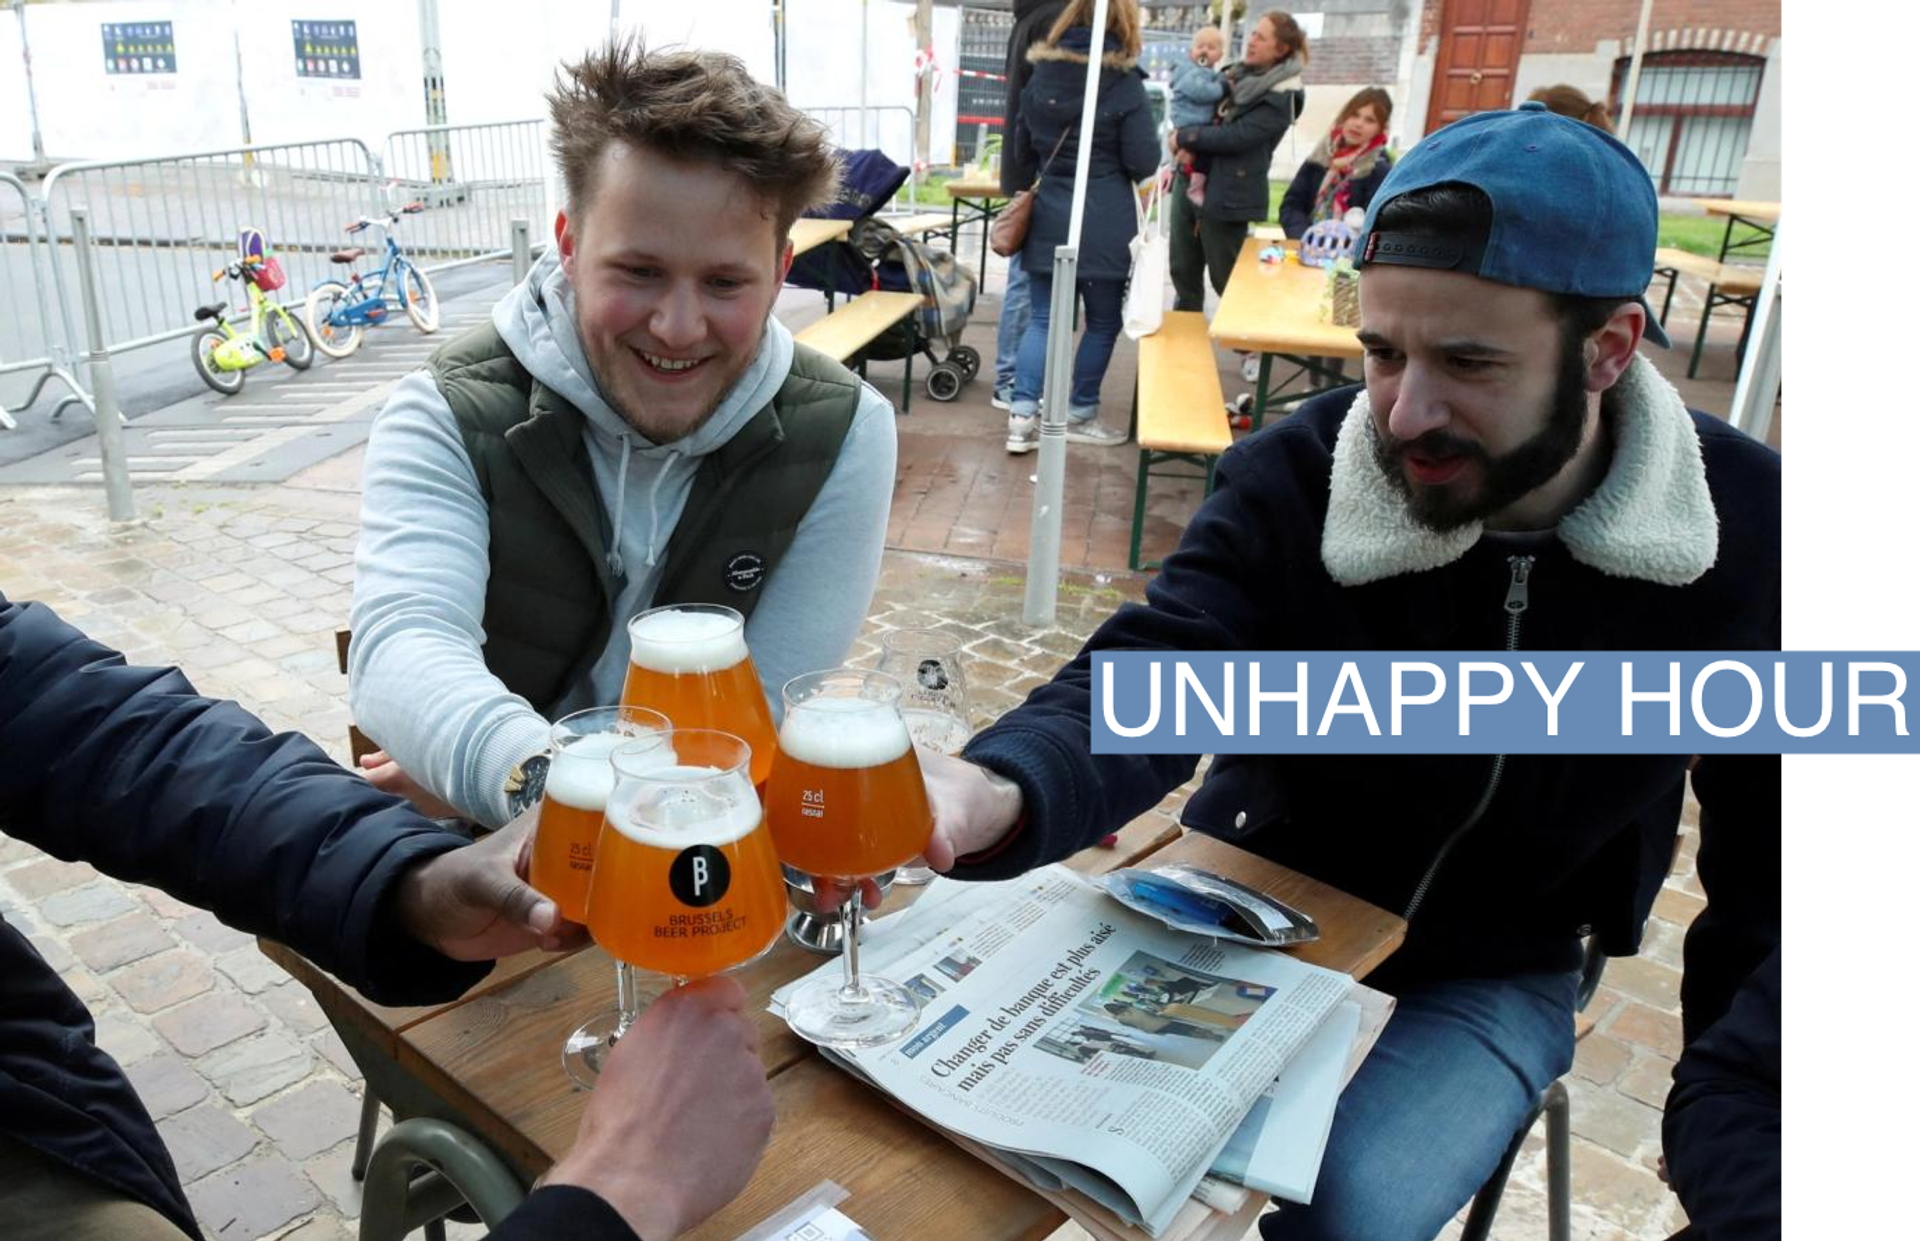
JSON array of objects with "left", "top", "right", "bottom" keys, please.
[
  {"left": 1166, "top": 10, "right": 1308, "bottom": 312},
  {"left": 1279, "top": 87, "right": 1394, "bottom": 239}
]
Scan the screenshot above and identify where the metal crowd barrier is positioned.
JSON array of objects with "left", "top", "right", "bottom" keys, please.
[
  {"left": 380, "top": 120, "right": 550, "bottom": 274},
  {"left": 1, "top": 171, "right": 89, "bottom": 428},
  {"left": 803, "top": 105, "right": 921, "bottom": 204}
]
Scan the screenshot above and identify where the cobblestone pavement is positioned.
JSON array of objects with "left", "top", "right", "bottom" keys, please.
[{"left": 0, "top": 469, "right": 1706, "bottom": 1240}]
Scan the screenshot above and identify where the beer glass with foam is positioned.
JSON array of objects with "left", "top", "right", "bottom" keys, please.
[
  {"left": 529, "top": 706, "right": 670, "bottom": 925},
  {"left": 767, "top": 668, "right": 932, "bottom": 1047},
  {"left": 564, "top": 729, "right": 783, "bottom": 1088},
  {"left": 621, "top": 604, "right": 777, "bottom": 790}
]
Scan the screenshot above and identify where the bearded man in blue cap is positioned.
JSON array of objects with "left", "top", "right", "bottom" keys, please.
[{"left": 916, "top": 102, "right": 1781, "bottom": 1238}]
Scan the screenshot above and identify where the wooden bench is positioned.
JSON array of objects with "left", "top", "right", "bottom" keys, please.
[
  {"left": 1128, "top": 310, "right": 1232, "bottom": 571},
  {"left": 1651, "top": 246, "right": 1766, "bottom": 379},
  {"left": 880, "top": 211, "right": 958, "bottom": 241},
  {"left": 793, "top": 289, "right": 925, "bottom": 412}
]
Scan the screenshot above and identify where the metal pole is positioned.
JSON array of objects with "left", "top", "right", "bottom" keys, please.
[
  {"left": 1617, "top": 0, "right": 1656, "bottom": 136},
  {"left": 233, "top": 22, "right": 253, "bottom": 148},
  {"left": 915, "top": 0, "right": 934, "bottom": 172},
  {"left": 1023, "top": 0, "right": 1111, "bottom": 626},
  {"left": 511, "top": 217, "right": 531, "bottom": 285},
  {"left": 418, "top": 0, "right": 452, "bottom": 182},
  {"left": 68, "top": 210, "right": 135, "bottom": 522},
  {"left": 773, "top": 0, "right": 787, "bottom": 93},
  {"left": 12, "top": 0, "right": 50, "bottom": 176},
  {"left": 859, "top": 0, "right": 871, "bottom": 148},
  {"left": 1728, "top": 218, "right": 1782, "bottom": 445},
  {"left": 609, "top": 0, "right": 620, "bottom": 41}
]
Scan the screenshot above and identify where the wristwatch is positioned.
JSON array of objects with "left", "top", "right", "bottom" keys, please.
[{"left": 504, "top": 752, "right": 551, "bottom": 820}]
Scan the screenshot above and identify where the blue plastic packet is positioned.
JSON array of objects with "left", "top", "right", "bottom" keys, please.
[{"left": 1096, "top": 865, "right": 1320, "bottom": 948}]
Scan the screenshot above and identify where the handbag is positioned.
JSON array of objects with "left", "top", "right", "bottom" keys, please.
[
  {"left": 989, "top": 127, "right": 1074, "bottom": 259},
  {"left": 1123, "top": 171, "right": 1170, "bottom": 340}
]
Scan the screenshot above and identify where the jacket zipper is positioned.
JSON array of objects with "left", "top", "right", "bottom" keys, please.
[{"left": 1402, "top": 554, "right": 1533, "bottom": 921}]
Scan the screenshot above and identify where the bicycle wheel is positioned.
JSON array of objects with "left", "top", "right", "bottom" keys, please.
[
  {"left": 400, "top": 262, "right": 440, "bottom": 334},
  {"left": 191, "top": 328, "right": 245, "bottom": 395},
  {"left": 266, "top": 306, "right": 314, "bottom": 370},
  {"left": 305, "top": 282, "right": 363, "bottom": 358}
]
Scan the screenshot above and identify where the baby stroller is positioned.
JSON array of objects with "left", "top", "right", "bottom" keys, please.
[{"left": 787, "top": 149, "right": 982, "bottom": 402}]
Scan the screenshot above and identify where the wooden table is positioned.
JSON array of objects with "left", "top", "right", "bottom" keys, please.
[
  {"left": 1694, "top": 199, "right": 1779, "bottom": 263},
  {"left": 267, "top": 816, "right": 1404, "bottom": 1241},
  {"left": 1210, "top": 237, "right": 1364, "bottom": 429},
  {"left": 790, "top": 217, "right": 852, "bottom": 258},
  {"left": 945, "top": 178, "right": 1009, "bottom": 286}
]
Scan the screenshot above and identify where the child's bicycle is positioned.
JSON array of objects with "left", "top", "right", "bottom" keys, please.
[
  {"left": 189, "top": 231, "right": 315, "bottom": 395},
  {"left": 303, "top": 202, "right": 441, "bottom": 358}
]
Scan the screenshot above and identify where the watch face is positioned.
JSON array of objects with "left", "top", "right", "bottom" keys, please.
[{"left": 506, "top": 753, "right": 551, "bottom": 819}]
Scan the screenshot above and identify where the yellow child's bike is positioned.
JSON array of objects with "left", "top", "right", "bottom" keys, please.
[{"left": 190, "top": 229, "right": 315, "bottom": 395}]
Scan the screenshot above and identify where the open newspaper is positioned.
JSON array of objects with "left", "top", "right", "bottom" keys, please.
[{"left": 772, "top": 866, "right": 1361, "bottom": 1236}]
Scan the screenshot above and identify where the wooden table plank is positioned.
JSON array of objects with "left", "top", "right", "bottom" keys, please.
[
  {"left": 791, "top": 217, "right": 852, "bottom": 257},
  {"left": 257, "top": 940, "right": 578, "bottom": 1059},
  {"left": 944, "top": 180, "right": 1007, "bottom": 201},
  {"left": 1695, "top": 199, "right": 1780, "bottom": 222},
  {"left": 1209, "top": 238, "right": 1364, "bottom": 359}
]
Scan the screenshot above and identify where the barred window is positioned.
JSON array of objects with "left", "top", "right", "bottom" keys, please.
[{"left": 1611, "top": 50, "right": 1766, "bottom": 197}]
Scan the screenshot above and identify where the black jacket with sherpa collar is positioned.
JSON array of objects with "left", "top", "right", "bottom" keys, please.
[{"left": 957, "top": 356, "right": 1780, "bottom": 1038}]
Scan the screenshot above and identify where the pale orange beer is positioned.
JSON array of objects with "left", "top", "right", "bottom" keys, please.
[
  {"left": 528, "top": 707, "right": 669, "bottom": 924},
  {"left": 586, "top": 730, "right": 784, "bottom": 979},
  {"left": 767, "top": 677, "right": 934, "bottom": 878},
  {"left": 620, "top": 605, "right": 777, "bottom": 790}
]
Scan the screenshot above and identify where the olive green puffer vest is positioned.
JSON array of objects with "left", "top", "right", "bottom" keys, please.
[{"left": 427, "top": 323, "right": 862, "bottom": 715}]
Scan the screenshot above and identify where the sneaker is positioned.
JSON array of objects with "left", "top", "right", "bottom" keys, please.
[
  {"left": 990, "top": 385, "right": 1014, "bottom": 411},
  {"left": 1005, "top": 413, "right": 1038, "bottom": 454},
  {"left": 1240, "top": 353, "right": 1262, "bottom": 383},
  {"left": 1064, "top": 418, "right": 1130, "bottom": 447},
  {"left": 1226, "top": 393, "right": 1255, "bottom": 431}
]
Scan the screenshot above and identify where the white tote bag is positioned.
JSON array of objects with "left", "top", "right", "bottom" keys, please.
[{"left": 1123, "top": 172, "right": 1170, "bottom": 340}]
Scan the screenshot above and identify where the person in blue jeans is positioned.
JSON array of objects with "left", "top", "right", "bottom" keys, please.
[
  {"left": 912, "top": 103, "right": 1780, "bottom": 1240},
  {"left": 992, "top": 253, "right": 1031, "bottom": 409},
  {"left": 1000, "top": 0, "right": 1159, "bottom": 453}
]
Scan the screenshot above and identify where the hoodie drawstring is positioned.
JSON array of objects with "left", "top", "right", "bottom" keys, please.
[
  {"left": 606, "top": 435, "right": 632, "bottom": 576},
  {"left": 642, "top": 456, "right": 673, "bottom": 569}
]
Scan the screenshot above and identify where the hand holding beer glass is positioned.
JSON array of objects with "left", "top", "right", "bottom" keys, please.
[
  {"left": 529, "top": 706, "right": 671, "bottom": 926},
  {"left": 567, "top": 729, "right": 785, "bottom": 1087},
  {"left": 621, "top": 604, "right": 777, "bottom": 791},
  {"left": 767, "top": 669, "right": 933, "bottom": 1047}
]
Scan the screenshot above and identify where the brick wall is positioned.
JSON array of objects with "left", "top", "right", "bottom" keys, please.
[
  {"left": 1303, "top": 37, "right": 1403, "bottom": 85},
  {"left": 1417, "top": 0, "right": 1780, "bottom": 55}
]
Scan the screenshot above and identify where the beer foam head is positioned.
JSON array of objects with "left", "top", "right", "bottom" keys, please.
[
  {"left": 627, "top": 608, "right": 749, "bottom": 675},
  {"left": 778, "top": 696, "right": 912, "bottom": 769},
  {"left": 546, "top": 731, "right": 630, "bottom": 810},
  {"left": 604, "top": 765, "right": 762, "bottom": 848}
]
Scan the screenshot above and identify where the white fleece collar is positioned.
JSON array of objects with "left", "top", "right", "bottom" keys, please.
[{"left": 1321, "top": 355, "right": 1719, "bottom": 587}]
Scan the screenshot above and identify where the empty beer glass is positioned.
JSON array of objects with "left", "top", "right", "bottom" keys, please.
[
  {"left": 875, "top": 628, "right": 973, "bottom": 884},
  {"left": 621, "top": 604, "right": 778, "bottom": 790}
]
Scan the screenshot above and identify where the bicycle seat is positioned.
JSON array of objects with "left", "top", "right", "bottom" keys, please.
[
  {"left": 194, "top": 303, "right": 225, "bottom": 321},
  {"left": 330, "top": 247, "right": 366, "bottom": 264}
]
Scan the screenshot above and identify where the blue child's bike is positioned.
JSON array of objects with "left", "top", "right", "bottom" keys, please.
[{"left": 303, "top": 202, "right": 440, "bottom": 358}]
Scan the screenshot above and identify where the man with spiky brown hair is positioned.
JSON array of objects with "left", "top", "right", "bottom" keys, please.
[{"left": 350, "top": 41, "right": 897, "bottom": 829}]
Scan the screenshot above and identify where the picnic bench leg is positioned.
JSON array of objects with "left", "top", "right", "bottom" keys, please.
[
  {"left": 360, "top": 1118, "right": 526, "bottom": 1241},
  {"left": 1656, "top": 268, "right": 1679, "bottom": 328},
  {"left": 1544, "top": 1079, "right": 1572, "bottom": 1241},
  {"left": 1252, "top": 354, "right": 1273, "bottom": 431},
  {"left": 1130, "top": 448, "right": 1151, "bottom": 572},
  {"left": 1688, "top": 284, "right": 1718, "bottom": 379},
  {"left": 902, "top": 349, "right": 914, "bottom": 415}
]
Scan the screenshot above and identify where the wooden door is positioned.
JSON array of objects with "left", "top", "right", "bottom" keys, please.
[{"left": 1424, "top": 0, "right": 1531, "bottom": 134}]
